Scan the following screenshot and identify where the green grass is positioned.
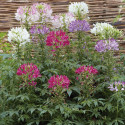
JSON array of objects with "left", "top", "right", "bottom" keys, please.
[
  {"left": 0, "top": 32, "right": 7, "bottom": 41},
  {"left": 0, "top": 32, "right": 12, "bottom": 53}
]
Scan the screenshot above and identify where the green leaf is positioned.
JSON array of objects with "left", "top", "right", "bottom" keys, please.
[
  {"left": 0, "top": 80, "right": 2, "bottom": 86},
  {"left": 0, "top": 54, "right": 11, "bottom": 60},
  {"left": 59, "top": 106, "right": 64, "bottom": 113},
  {"left": 67, "top": 89, "right": 72, "bottom": 97},
  {"left": 27, "top": 122, "right": 34, "bottom": 125},
  {"left": 72, "top": 87, "right": 80, "bottom": 94},
  {"left": 28, "top": 108, "right": 36, "bottom": 114}
]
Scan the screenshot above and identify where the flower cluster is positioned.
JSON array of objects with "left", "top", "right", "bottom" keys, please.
[
  {"left": 91, "top": 22, "right": 113, "bottom": 35},
  {"left": 75, "top": 65, "right": 98, "bottom": 75},
  {"left": 15, "top": 6, "right": 40, "bottom": 25},
  {"left": 69, "top": 2, "right": 89, "bottom": 16},
  {"left": 17, "top": 63, "right": 41, "bottom": 87},
  {"left": 30, "top": 25, "right": 49, "bottom": 35},
  {"left": 95, "top": 38, "right": 119, "bottom": 52},
  {"left": 91, "top": 22, "right": 122, "bottom": 39},
  {"left": 46, "top": 30, "right": 70, "bottom": 51},
  {"left": 48, "top": 75, "right": 70, "bottom": 90},
  {"left": 69, "top": 20, "right": 90, "bottom": 32},
  {"left": 51, "top": 13, "right": 75, "bottom": 29},
  {"left": 33, "top": 3, "right": 52, "bottom": 23},
  {"left": 8, "top": 27, "right": 30, "bottom": 46},
  {"left": 108, "top": 81, "right": 125, "bottom": 91},
  {"left": 30, "top": 25, "right": 49, "bottom": 42}
]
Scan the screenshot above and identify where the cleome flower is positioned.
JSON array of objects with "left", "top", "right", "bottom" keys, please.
[
  {"left": 17, "top": 63, "right": 41, "bottom": 87},
  {"left": 75, "top": 65, "right": 98, "bottom": 85},
  {"left": 69, "top": 2, "right": 89, "bottom": 16},
  {"left": 69, "top": 20, "right": 90, "bottom": 32},
  {"left": 8, "top": 27, "right": 30, "bottom": 46},
  {"left": 95, "top": 38, "right": 119, "bottom": 53},
  {"left": 51, "top": 12, "right": 76, "bottom": 29},
  {"left": 46, "top": 30, "right": 70, "bottom": 50},
  {"left": 75, "top": 65, "right": 98, "bottom": 75},
  {"left": 15, "top": 6, "right": 40, "bottom": 25},
  {"left": 91, "top": 22, "right": 122, "bottom": 39},
  {"left": 48, "top": 75, "right": 70, "bottom": 90},
  {"left": 32, "top": 2, "right": 52, "bottom": 23},
  {"left": 108, "top": 81, "right": 125, "bottom": 92},
  {"left": 30, "top": 24, "right": 49, "bottom": 35}
]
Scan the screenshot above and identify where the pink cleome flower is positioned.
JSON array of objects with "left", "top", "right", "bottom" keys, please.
[
  {"left": 75, "top": 65, "right": 98, "bottom": 75},
  {"left": 33, "top": 3, "right": 52, "bottom": 23},
  {"left": 17, "top": 63, "right": 41, "bottom": 87},
  {"left": 46, "top": 30, "right": 70, "bottom": 50},
  {"left": 15, "top": 6, "right": 40, "bottom": 24},
  {"left": 48, "top": 75, "right": 70, "bottom": 90}
]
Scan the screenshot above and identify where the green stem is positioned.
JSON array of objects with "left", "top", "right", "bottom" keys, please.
[
  {"left": 116, "top": 91, "right": 119, "bottom": 119},
  {"left": 17, "top": 43, "right": 20, "bottom": 60}
]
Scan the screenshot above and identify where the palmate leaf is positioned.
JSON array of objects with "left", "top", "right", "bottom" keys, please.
[
  {"left": 28, "top": 108, "right": 36, "bottom": 114},
  {"left": 16, "top": 94, "right": 30, "bottom": 102},
  {"left": 112, "top": 118, "right": 125, "bottom": 125},
  {"left": 37, "top": 108, "right": 47, "bottom": 116}
]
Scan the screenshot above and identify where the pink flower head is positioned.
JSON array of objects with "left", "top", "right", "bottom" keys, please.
[
  {"left": 75, "top": 65, "right": 98, "bottom": 75},
  {"left": 28, "top": 81, "right": 37, "bottom": 87},
  {"left": 17, "top": 63, "right": 41, "bottom": 79},
  {"left": 17, "top": 63, "right": 41, "bottom": 87},
  {"left": 17, "top": 6, "right": 26, "bottom": 15},
  {"left": 33, "top": 3, "right": 52, "bottom": 23},
  {"left": 48, "top": 75, "right": 70, "bottom": 89},
  {"left": 51, "top": 12, "right": 76, "bottom": 29},
  {"left": 15, "top": 6, "right": 40, "bottom": 25},
  {"left": 46, "top": 30, "right": 70, "bottom": 50}
]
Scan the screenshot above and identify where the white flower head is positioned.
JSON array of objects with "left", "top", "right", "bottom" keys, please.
[
  {"left": 69, "top": 2, "right": 89, "bottom": 16},
  {"left": 8, "top": 27, "right": 30, "bottom": 46},
  {"left": 91, "top": 22, "right": 113, "bottom": 35},
  {"left": 91, "top": 22, "right": 122, "bottom": 39}
]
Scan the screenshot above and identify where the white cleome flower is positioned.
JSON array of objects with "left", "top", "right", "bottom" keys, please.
[
  {"left": 69, "top": 2, "right": 89, "bottom": 16},
  {"left": 90, "top": 22, "right": 122, "bottom": 39},
  {"left": 8, "top": 27, "right": 30, "bottom": 46},
  {"left": 90, "top": 22, "right": 113, "bottom": 35}
]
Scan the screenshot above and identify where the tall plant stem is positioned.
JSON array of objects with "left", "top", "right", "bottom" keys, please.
[{"left": 116, "top": 91, "right": 119, "bottom": 119}]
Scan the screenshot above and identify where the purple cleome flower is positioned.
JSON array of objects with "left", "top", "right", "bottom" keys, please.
[
  {"left": 95, "top": 38, "right": 119, "bottom": 52},
  {"left": 30, "top": 24, "right": 49, "bottom": 42},
  {"left": 30, "top": 24, "right": 49, "bottom": 35},
  {"left": 108, "top": 81, "right": 125, "bottom": 92},
  {"left": 69, "top": 20, "right": 90, "bottom": 32}
]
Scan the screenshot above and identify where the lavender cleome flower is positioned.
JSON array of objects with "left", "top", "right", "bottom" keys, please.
[
  {"left": 30, "top": 24, "right": 49, "bottom": 35},
  {"left": 95, "top": 38, "right": 119, "bottom": 52},
  {"left": 69, "top": 20, "right": 90, "bottom": 32},
  {"left": 30, "top": 25, "right": 49, "bottom": 42},
  {"left": 95, "top": 40, "right": 107, "bottom": 52},
  {"left": 113, "top": 68, "right": 117, "bottom": 71},
  {"left": 108, "top": 81, "right": 125, "bottom": 92}
]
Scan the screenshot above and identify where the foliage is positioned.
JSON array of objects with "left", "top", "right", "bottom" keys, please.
[{"left": 0, "top": 2, "right": 125, "bottom": 125}]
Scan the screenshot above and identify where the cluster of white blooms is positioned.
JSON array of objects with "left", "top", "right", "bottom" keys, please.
[
  {"left": 91, "top": 22, "right": 122, "bottom": 39},
  {"left": 91, "top": 23, "right": 113, "bottom": 35},
  {"left": 51, "top": 13, "right": 76, "bottom": 29},
  {"left": 8, "top": 27, "right": 30, "bottom": 46},
  {"left": 69, "top": 2, "right": 89, "bottom": 16}
]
